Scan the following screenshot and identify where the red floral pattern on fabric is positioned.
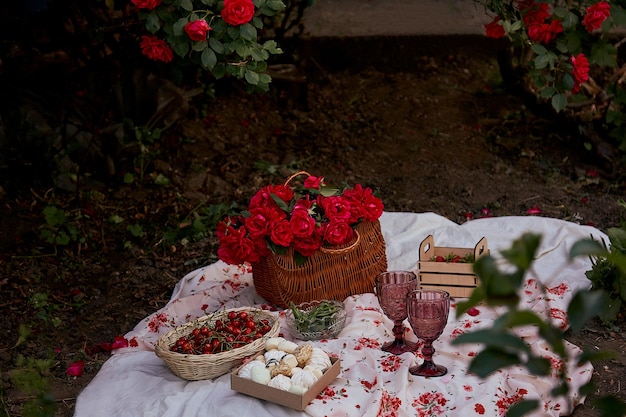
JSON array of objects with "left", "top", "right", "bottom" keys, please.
[
  {"left": 354, "top": 337, "right": 381, "bottom": 350},
  {"left": 377, "top": 390, "right": 402, "bottom": 417},
  {"left": 496, "top": 387, "right": 528, "bottom": 416},
  {"left": 412, "top": 391, "right": 451, "bottom": 416},
  {"left": 381, "top": 355, "right": 402, "bottom": 372}
]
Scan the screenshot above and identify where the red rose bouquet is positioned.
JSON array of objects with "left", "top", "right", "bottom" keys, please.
[{"left": 217, "top": 173, "right": 384, "bottom": 266}]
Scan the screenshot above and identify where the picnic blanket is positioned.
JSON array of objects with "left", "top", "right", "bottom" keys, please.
[{"left": 74, "top": 212, "right": 605, "bottom": 417}]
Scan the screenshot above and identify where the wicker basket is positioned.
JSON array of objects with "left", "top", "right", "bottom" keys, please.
[
  {"left": 252, "top": 219, "right": 388, "bottom": 308},
  {"left": 154, "top": 307, "right": 280, "bottom": 381}
]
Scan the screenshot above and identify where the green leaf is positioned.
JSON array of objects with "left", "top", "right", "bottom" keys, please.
[
  {"left": 468, "top": 347, "right": 521, "bottom": 378},
  {"left": 550, "top": 381, "right": 570, "bottom": 397},
  {"left": 451, "top": 329, "right": 530, "bottom": 354},
  {"left": 569, "top": 238, "right": 608, "bottom": 259},
  {"left": 123, "top": 173, "right": 134, "bottom": 184},
  {"left": 500, "top": 233, "right": 541, "bottom": 271},
  {"left": 525, "top": 355, "right": 551, "bottom": 376},
  {"left": 539, "top": 86, "right": 556, "bottom": 99},
  {"left": 494, "top": 310, "right": 545, "bottom": 329},
  {"left": 562, "top": 73, "right": 575, "bottom": 91},
  {"left": 538, "top": 324, "right": 566, "bottom": 357},
  {"left": 212, "top": 63, "right": 226, "bottom": 79},
  {"left": 173, "top": 18, "right": 188, "bottom": 36},
  {"left": 266, "top": 0, "right": 285, "bottom": 11},
  {"left": 263, "top": 40, "right": 283, "bottom": 54},
  {"left": 567, "top": 290, "right": 609, "bottom": 331},
  {"left": 590, "top": 42, "right": 617, "bottom": 67},
  {"left": 192, "top": 41, "right": 208, "bottom": 52},
  {"left": 258, "top": 73, "right": 271, "bottom": 84},
  {"left": 531, "top": 44, "right": 548, "bottom": 55},
  {"left": 227, "top": 25, "right": 240, "bottom": 39},
  {"left": 154, "top": 173, "right": 171, "bottom": 185},
  {"left": 245, "top": 70, "right": 260, "bottom": 85},
  {"left": 239, "top": 23, "right": 257, "bottom": 41},
  {"left": 180, "top": 0, "right": 193, "bottom": 11},
  {"left": 236, "top": 44, "right": 251, "bottom": 59},
  {"left": 201, "top": 48, "right": 217, "bottom": 69},
  {"left": 127, "top": 224, "right": 144, "bottom": 238},
  {"left": 551, "top": 93, "right": 567, "bottom": 113},
  {"left": 607, "top": 228, "right": 626, "bottom": 254},
  {"left": 577, "top": 347, "right": 616, "bottom": 366},
  {"left": 174, "top": 42, "right": 190, "bottom": 57},
  {"left": 146, "top": 11, "right": 161, "bottom": 33},
  {"left": 473, "top": 256, "right": 520, "bottom": 305},
  {"left": 209, "top": 37, "right": 225, "bottom": 54},
  {"left": 43, "top": 206, "right": 66, "bottom": 227},
  {"left": 250, "top": 46, "right": 268, "bottom": 61},
  {"left": 506, "top": 399, "right": 540, "bottom": 417}
]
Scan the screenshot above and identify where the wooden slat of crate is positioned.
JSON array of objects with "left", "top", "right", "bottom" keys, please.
[
  {"left": 418, "top": 284, "right": 477, "bottom": 298},
  {"left": 419, "top": 273, "right": 477, "bottom": 287}
]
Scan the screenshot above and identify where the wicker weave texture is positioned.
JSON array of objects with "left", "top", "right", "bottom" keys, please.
[
  {"left": 253, "top": 220, "right": 387, "bottom": 308},
  {"left": 154, "top": 307, "right": 280, "bottom": 381}
]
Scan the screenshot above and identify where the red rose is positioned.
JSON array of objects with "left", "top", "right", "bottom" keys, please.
[
  {"left": 249, "top": 184, "right": 294, "bottom": 209},
  {"left": 319, "top": 195, "right": 352, "bottom": 222},
  {"left": 304, "top": 175, "right": 324, "bottom": 189},
  {"left": 290, "top": 209, "right": 316, "bottom": 238},
  {"left": 131, "top": 0, "right": 161, "bottom": 10},
  {"left": 217, "top": 225, "right": 259, "bottom": 264},
  {"left": 571, "top": 53, "right": 590, "bottom": 92},
  {"left": 343, "top": 184, "right": 384, "bottom": 222},
  {"left": 521, "top": 2, "right": 551, "bottom": 26},
  {"left": 221, "top": 0, "right": 255, "bottom": 26},
  {"left": 216, "top": 216, "right": 243, "bottom": 239},
  {"left": 293, "top": 195, "right": 314, "bottom": 211},
  {"left": 270, "top": 219, "right": 293, "bottom": 247},
  {"left": 184, "top": 19, "right": 211, "bottom": 41},
  {"left": 583, "top": 1, "right": 611, "bottom": 32},
  {"left": 244, "top": 206, "right": 285, "bottom": 239},
  {"left": 139, "top": 35, "right": 173, "bottom": 63},
  {"left": 527, "top": 20, "right": 562, "bottom": 44},
  {"left": 484, "top": 17, "right": 505, "bottom": 39},
  {"left": 292, "top": 233, "right": 322, "bottom": 257},
  {"left": 323, "top": 221, "right": 354, "bottom": 246},
  {"left": 253, "top": 237, "right": 271, "bottom": 257}
]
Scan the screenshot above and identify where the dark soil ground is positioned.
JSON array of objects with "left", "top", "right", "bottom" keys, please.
[{"left": 1, "top": 35, "right": 625, "bottom": 417}]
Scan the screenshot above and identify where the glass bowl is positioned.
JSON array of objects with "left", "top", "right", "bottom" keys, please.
[{"left": 285, "top": 300, "right": 347, "bottom": 341}]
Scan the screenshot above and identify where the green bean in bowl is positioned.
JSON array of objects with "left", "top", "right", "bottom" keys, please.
[{"left": 286, "top": 300, "right": 347, "bottom": 341}]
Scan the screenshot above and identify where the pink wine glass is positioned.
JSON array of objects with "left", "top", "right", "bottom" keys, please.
[
  {"left": 375, "top": 271, "right": 419, "bottom": 355},
  {"left": 407, "top": 289, "right": 450, "bottom": 377}
]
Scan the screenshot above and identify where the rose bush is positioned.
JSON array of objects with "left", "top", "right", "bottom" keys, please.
[
  {"left": 216, "top": 173, "right": 384, "bottom": 265},
  {"left": 130, "top": 0, "right": 286, "bottom": 91},
  {"left": 476, "top": 0, "right": 626, "bottom": 151}
]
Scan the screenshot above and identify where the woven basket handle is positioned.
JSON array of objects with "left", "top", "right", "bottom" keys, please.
[
  {"left": 284, "top": 171, "right": 313, "bottom": 186},
  {"left": 320, "top": 229, "right": 361, "bottom": 255}
]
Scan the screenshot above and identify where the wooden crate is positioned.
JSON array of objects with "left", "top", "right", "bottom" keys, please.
[{"left": 417, "top": 235, "right": 489, "bottom": 298}]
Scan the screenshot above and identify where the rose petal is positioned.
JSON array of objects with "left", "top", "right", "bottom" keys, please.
[
  {"left": 527, "top": 206, "right": 541, "bottom": 215},
  {"left": 66, "top": 360, "right": 85, "bottom": 377},
  {"left": 111, "top": 336, "right": 129, "bottom": 350},
  {"left": 467, "top": 307, "right": 480, "bottom": 317}
]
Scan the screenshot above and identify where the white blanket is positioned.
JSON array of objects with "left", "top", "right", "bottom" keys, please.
[{"left": 74, "top": 212, "right": 605, "bottom": 417}]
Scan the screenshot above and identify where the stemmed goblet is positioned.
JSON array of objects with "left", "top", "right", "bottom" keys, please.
[
  {"left": 375, "top": 271, "right": 418, "bottom": 355},
  {"left": 407, "top": 289, "right": 450, "bottom": 377}
]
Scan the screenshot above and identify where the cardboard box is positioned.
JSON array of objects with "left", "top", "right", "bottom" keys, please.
[
  {"left": 230, "top": 356, "right": 341, "bottom": 410},
  {"left": 417, "top": 235, "right": 489, "bottom": 298}
]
